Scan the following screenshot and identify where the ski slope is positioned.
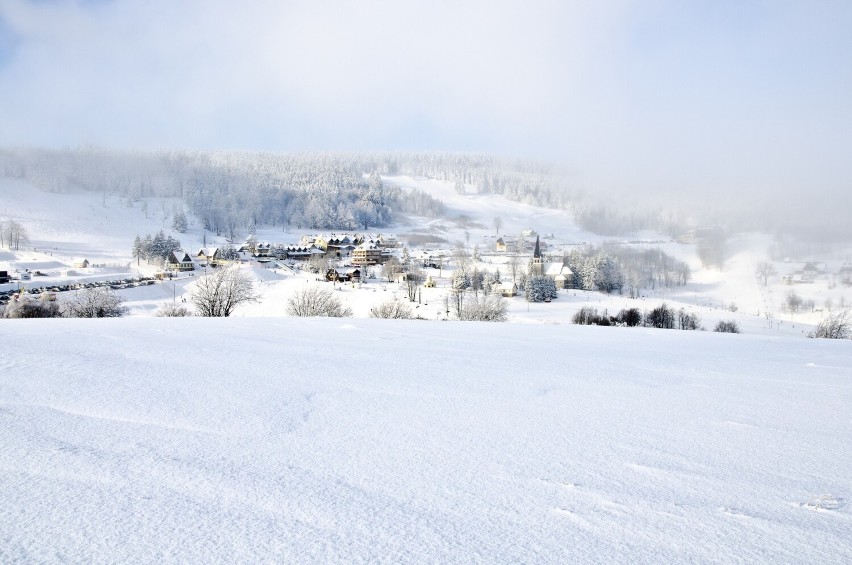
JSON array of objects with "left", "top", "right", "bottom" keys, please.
[{"left": 1, "top": 318, "right": 850, "bottom": 563}]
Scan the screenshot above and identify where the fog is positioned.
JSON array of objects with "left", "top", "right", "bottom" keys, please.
[{"left": 1, "top": 0, "right": 850, "bottom": 225}]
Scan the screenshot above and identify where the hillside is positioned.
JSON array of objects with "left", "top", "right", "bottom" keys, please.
[
  {"left": 3, "top": 176, "right": 849, "bottom": 335},
  {"left": 1, "top": 318, "right": 850, "bottom": 562}
]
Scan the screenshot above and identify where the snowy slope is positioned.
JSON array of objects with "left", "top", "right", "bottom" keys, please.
[{"left": 1, "top": 318, "right": 850, "bottom": 563}]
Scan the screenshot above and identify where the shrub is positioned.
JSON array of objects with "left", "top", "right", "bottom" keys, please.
[
  {"left": 156, "top": 303, "right": 193, "bottom": 317},
  {"left": 460, "top": 293, "right": 508, "bottom": 322},
  {"left": 616, "top": 307, "right": 643, "bottom": 327},
  {"left": 370, "top": 298, "right": 414, "bottom": 319},
  {"left": 287, "top": 285, "right": 352, "bottom": 317},
  {"left": 809, "top": 310, "right": 850, "bottom": 339},
  {"left": 645, "top": 303, "right": 675, "bottom": 329},
  {"left": 714, "top": 320, "right": 740, "bottom": 333},
  {"left": 677, "top": 308, "right": 702, "bottom": 330},
  {"left": 2, "top": 295, "right": 62, "bottom": 318},
  {"left": 65, "top": 287, "right": 127, "bottom": 318}
]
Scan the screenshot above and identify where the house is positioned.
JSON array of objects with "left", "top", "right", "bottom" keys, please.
[
  {"left": 351, "top": 242, "right": 384, "bottom": 266},
  {"left": 801, "top": 262, "right": 824, "bottom": 282},
  {"left": 521, "top": 228, "right": 538, "bottom": 238},
  {"left": 498, "top": 282, "right": 518, "bottom": 297},
  {"left": 255, "top": 242, "right": 272, "bottom": 257},
  {"left": 838, "top": 264, "right": 852, "bottom": 286},
  {"left": 326, "top": 268, "right": 361, "bottom": 283},
  {"left": 167, "top": 250, "right": 195, "bottom": 271},
  {"left": 544, "top": 262, "right": 573, "bottom": 289},
  {"left": 314, "top": 234, "right": 362, "bottom": 258},
  {"left": 73, "top": 258, "right": 90, "bottom": 269},
  {"left": 378, "top": 234, "right": 399, "bottom": 248},
  {"left": 495, "top": 237, "right": 506, "bottom": 252},
  {"left": 284, "top": 245, "right": 324, "bottom": 260},
  {"left": 196, "top": 247, "right": 221, "bottom": 266}
]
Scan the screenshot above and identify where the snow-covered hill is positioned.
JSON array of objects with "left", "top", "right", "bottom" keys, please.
[
  {"left": 4, "top": 176, "right": 848, "bottom": 335},
  {"left": 1, "top": 318, "right": 850, "bottom": 562}
]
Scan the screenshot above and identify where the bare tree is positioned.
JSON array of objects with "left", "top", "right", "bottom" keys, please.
[
  {"left": 0, "top": 219, "right": 30, "bottom": 250},
  {"left": 370, "top": 298, "right": 414, "bottom": 319},
  {"left": 785, "top": 289, "right": 803, "bottom": 314},
  {"left": 493, "top": 216, "right": 503, "bottom": 235},
  {"left": 382, "top": 257, "right": 403, "bottom": 282},
  {"left": 65, "top": 287, "right": 128, "bottom": 318},
  {"left": 191, "top": 267, "right": 259, "bottom": 317},
  {"left": 405, "top": 266, "right": 425, "bottom": 302},
  {"left": 287, "top": 285, "right": 352, "bottom": 317},
  {"left": 756, "top": 261, "right": 777, "bottom": 286}
]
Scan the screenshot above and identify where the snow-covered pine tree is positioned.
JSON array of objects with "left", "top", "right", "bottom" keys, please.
[{"left": 525, "top": 276, "right": 558, "bottom": 302}]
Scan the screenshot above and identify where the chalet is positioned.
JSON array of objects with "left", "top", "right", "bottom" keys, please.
[
  {"left": 326, "top": 268, "right": 361, "bottom": 283},
  {"left": 284, "top": 245, "right": 324, "bottom": 260},
  {"left": 351, "top": 242, "right": 384, "bottom": 266},
  {"left": 801, "top": 262, "right": 824, "bottom": 282},
  {"left": 196, "top": 247, "right": 221, "bottom": 266},
  {"left": 167, "top": 250, "right": 195, "bottom": 271},
  {"left": 838, "top": 264, "right": 852, "bottom": 286},
  {"left": 255, "top": 242, "right": 272, "bottom": 257},
  {"left": 73, "top": 258, "right": 90, "bottom": 269},
  {"left": 495, "top": 237, "right": 506, "bottom": 252},
  {"left": 314, "top": 234, "right": 363, "bottom": 258},
  {"left": 544, "top": 262, "right": 573, "bottom": 289},
  {"left": 378, "top": 234, "right": 399, "bottom": 248},
  {"left": 499, "top": 282, "right": 518, "bottom": 297}
]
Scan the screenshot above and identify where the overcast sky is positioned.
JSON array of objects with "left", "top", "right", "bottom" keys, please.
[{"left": 1, "top": 0, "right": 850, "bottom": 203}]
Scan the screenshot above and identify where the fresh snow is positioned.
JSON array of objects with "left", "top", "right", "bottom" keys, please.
[{"left": 1, "top": 318, "right": 850, "bottom": 562}]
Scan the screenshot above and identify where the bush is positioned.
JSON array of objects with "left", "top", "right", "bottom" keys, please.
[
  {"left": 65, "top": 287, "right": 127, "bottom": 318},
  {"left": 645, "top": 303, "right": 675, "bottom": 329},
  {"left": 287, "top": 285, "right": 352, "bottom": 317},
  {"left": 370, "top": 298, "right": 414, "bottom": 319},
  {"left": 2, "top": 295, "right": 62, "bottom": 318},
  {"left": 616, "top": 307, "right": 643, "bottom": 327},
  {"left": 572, "top": 306, "right": 611, "bottom": 326},
  {"left": 460, "top": 293, "right": 508, "bottom": 322},
  {"left": 714, "top": 320, "right": 740, "bottom": 333},
  {"left": 677, "top": 308, "right": 702, "bottom": 330},
  {"left": 809, "top": 310, "right": 850, "bottom": 339},
  {"left": 156, "top": 302, "right": 193, "bottom": 317}
]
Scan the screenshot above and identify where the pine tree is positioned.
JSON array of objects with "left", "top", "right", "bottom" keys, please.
[
  {"left": 172, "top": 211, "right": 188, "bottom": 233},
  {"left": 526, "top": 276, "right": 558, "bottom": 302},
  {"left": 132, "top": 235, "right": 144, "bottom": 265}
]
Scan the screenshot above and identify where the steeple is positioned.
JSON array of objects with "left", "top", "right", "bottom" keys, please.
[{"left": 530, "top": 235, "right": 543, "bottom": 276}]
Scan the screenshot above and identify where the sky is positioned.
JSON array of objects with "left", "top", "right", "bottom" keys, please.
[{"left": 1, "top": 0, "right": 851, "bottom": 204}]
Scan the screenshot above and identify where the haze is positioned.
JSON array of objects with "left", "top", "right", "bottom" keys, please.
[{"left": 1, "top": 0, "right": 850, "bottom": 210}]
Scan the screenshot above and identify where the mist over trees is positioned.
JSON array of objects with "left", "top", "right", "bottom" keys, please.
[{"left": 2, "top": 147, "right": 848, "bottom": 243}]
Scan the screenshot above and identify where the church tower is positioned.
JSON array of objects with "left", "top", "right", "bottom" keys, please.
[{"left": 530, "top": 235, "right": 544, "bottom": 276}]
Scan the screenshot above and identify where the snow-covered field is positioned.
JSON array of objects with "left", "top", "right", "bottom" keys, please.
[
  {"left": 2, "top": 178, "right": 852, "bottom": 562},
  {"left": 1, "top": 318, "right": 850, "bottom": 562}
]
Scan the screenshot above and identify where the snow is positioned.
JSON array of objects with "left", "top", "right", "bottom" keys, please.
[
  {"left": 3, "top": 176, "right": 851, "bottom": 335},
  {"left": 2, "top": 176, "right": 852, "bottom": 561},
  {"left": 1, "top": 318, "right": 850, "bottom": 562}
]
